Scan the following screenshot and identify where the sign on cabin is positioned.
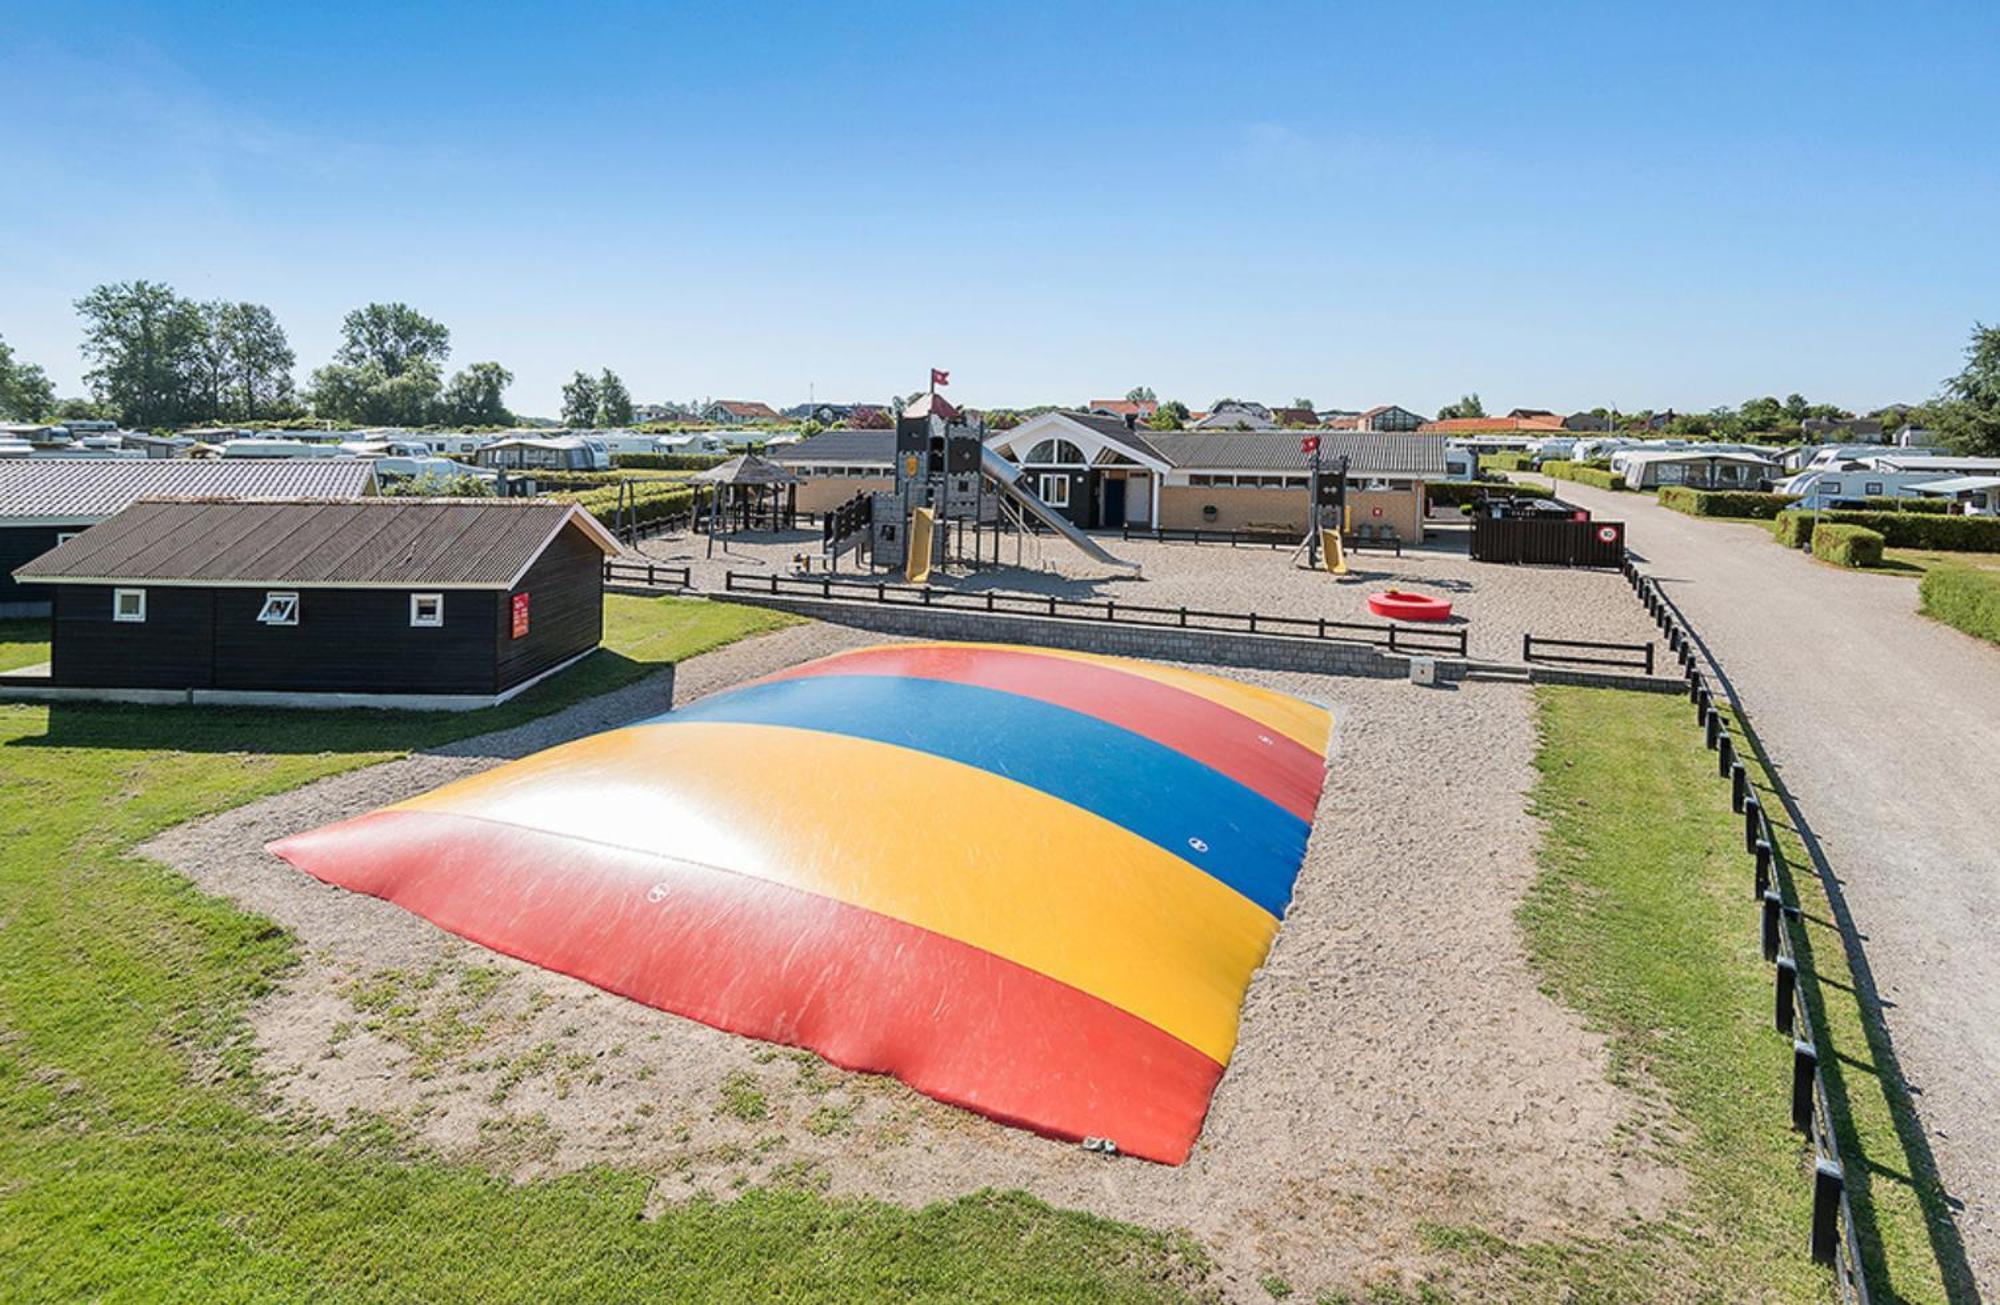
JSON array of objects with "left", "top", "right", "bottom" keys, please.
[{"left": 511, "top": 592, "right": 531, "bottom": 639}]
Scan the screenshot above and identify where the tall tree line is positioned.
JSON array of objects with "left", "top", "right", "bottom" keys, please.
[{"left": 72, "top": 281, "right": 300, "bottom": 426}]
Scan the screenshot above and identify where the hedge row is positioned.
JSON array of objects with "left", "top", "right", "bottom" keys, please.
[
  {"left": 1774, "top": 508, "right": 2000, "bottom": 552},
  {"left": 1812, "top": 523, "right": 1885, "bottom": 568},
  {"left": 614, "top": 452, "right": 737, "bottom": 470},
  {"left": 1543, "top": 460, "right": 1625, "bottom": 490},
  {"left": 1478, "top": 452, "right": 1537, "bottom": 472},
  {"left": 1919, "top": 565, "right": 2000, "bottom": 646},
  {"left": 1424, "top": 481, "right": 1543, "bottom": 508},
  {"left": 552, "top": 480, "right": 696, "bottom": 530},
  {"left": 1858, "top": 496, "right": 1951, "bottom": 514},
  {"left": 1657, "top": 487, "right": 1798, "bottom": 519}
]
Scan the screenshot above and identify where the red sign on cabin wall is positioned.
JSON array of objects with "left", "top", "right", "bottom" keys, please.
[{"left": 511, "top": 592, "right": 531, "bottom": 639}]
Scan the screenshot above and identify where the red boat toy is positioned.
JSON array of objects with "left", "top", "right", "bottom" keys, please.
[{"left": 1366, "top": 589, "right": 1453, "bottom": 622}]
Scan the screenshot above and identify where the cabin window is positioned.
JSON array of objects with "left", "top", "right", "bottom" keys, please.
[
  {"left": 1024, "top": 439, "right": 1086, "bottom": 466},
  {"left": 257, "top": 592, "right": 300, "bottom": 626},
  {"left": 113, "top": 588, "right": 146, "bottom": 623},
  {"left": 55, "top": 531, "right": 80, "bottom": 545},
  {"left": 1189, "top": 474, "right": 1212, "bottom": 487},
  {"left": 410, "top": 593, "right": 445, "bottom": 628},
  {"left": 1038, "top": 474, "right": 1071, "bottom": 507},
  {"left": 1822, "top": 480, "right": 1842, "bottom": 494}
]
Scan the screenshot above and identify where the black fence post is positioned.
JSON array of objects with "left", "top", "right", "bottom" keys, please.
[
  {"left": 1775, "top": 956, "right": 1798, "bottom": 1034},
  {"left": 1754, "top": 838, "right": 1773, "bottom": 899},
  {"left": 1761, "top": 890, "right": 1783, "bottom": 962},
  {"left": 1731, "top": 761, "right": 1748, "bottom": 812},
  {"left": 1744, "top": 794, "right": 1763, "bottom": 855},
  {"left": 1705, "top": 709, "right": 1721, "bottom": 751},
  {"left": 1811, "top": 1159, "right": 1844, "bottom": 1266},
  {"left": 1644, "top": 642, "right": 1655, "bottom": 675},
  {"left": 1718, "top": 732, "right": 1734, "bottom": 778},
  {"left": 1791, "top": 1040, "right": 1819, "bottom": 1132},
  {"left": 1522, "top": 632, "right": 1532, "bottom": 662}
]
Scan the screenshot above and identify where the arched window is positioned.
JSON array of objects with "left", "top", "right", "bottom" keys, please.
[{"left": 1023, "top": 438, "right": 1085, "bottom": 466}]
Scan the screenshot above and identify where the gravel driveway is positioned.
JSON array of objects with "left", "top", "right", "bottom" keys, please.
[{"left": 1552, "top": 478, "right": 2000, "bottom": 1290}]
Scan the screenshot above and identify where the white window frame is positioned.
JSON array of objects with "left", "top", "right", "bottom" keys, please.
[
  {"left": 257, "top": 592, "right": 300, "bottom": 626},
  {"left": 410, "top": 592, "right": 445, "bottom": 628},
  {"left": 1037, "top": 473, "right": 1071, "bottom": 507},
  {"left": 55, "top": 531, "right": 80, "bottom": 545},
  {"left": 113, "top": 588, "right": 146, "bottom": 623}
]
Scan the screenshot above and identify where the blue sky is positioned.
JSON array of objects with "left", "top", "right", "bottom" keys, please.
[{"left": 5, "top": 1, "right": 1998, "bottom": 417}]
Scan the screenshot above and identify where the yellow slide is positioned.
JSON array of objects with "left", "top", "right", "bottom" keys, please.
[
  {"left": 1319, "top": 528, "right": 1347, "bottom": 575},
  {"left": 906, "top": 507, "right": 935, "bottom": 584}
]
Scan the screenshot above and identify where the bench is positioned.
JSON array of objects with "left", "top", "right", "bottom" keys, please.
[{"left": 1347, "top": 523, "right": 1404, "bottom": 556}]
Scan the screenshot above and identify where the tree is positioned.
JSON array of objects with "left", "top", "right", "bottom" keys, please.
[
  {"left": 380, "top": 470, "right": 497, "bottom": 498},
  {"left": 0, "top": 335, "right": 56, "bottom": 420},
  {"left": 334, "top": 303, "right": 450, "bottom": 377},
  {"left": 1290, "top": 397, "right": 1315, "bottom": 413},
  {"left": 560, "top": 371, "right": 600, "bottom": 427},
  {"left": 194, "top": 301, "right": 297, "bottom": 421},
  {"left": 597, "top": 369, "right": 633, "bottom": 426},
  {"left": 1125, "top": 385, "right": 1156, "bottom": 403},
  {"left": 441, "top": 362, "right": 515, "bottom": 427},
  {"left": 306, "top": 358, "right": 442, "bottom": 426},
  {"left": 75, "top": 280, "right": 208, "bottom": 426},
  {"left": 1933, "top": 322, "right": 2000, "bottom": 455},
  {"left": 1738, "top": 395, "right": 1785, "bottom": 432},
  {"left": 1147, "top": 398, "right": 1191, "bottom": 431},
  {"left": 1436, "top": 392, "right": 1486, "bottom": 420}
]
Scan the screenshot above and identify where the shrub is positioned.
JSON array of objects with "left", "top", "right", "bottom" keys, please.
[
  {"left": 1859, "top": 496, "right": 1951, "bottom": 514},
  {"left": 1478, "top": 452, "right": 1537, "bottom": 472},
  {"left": 1772, "top": 510, "right": 1819, "bottom": 548},
  {"left": 1657, "top": 487, "right": 1798, "bottom": 519},
  {"left": 1812, "top": 523, "right": 1884, "bottom": 568},
  {"left": 1424, "top": 481, "right": 1541, "bottom": 508},
  {"left": 614, "top": 452, "right": 735, "bottom": 471},
  {"left": 1544, "top": 460, "right": 1623, "bottom": 491},
  {"left": 551, "top": 479, "right": 696, "bottom": 531},
  {"left": 1919, "top": 565, "right": 2000, "bottom": 646}
]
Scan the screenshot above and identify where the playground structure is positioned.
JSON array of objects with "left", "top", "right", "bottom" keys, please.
[
  {"left": 1365, "top": 589, "right": 1454, "bottom": 622},
  {"left": 690, "top": 454, "right": 800, "bottom": 558},
  {"left": 820, "top": 392, "right": 1138, "bottom": 579},
  {"left": 268, "top": 642, "right": 1332, "bottom": 1164}
]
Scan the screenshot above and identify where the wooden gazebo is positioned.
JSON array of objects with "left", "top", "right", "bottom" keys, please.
[{"left": 692, "top": 454, "right": 800, "bottom": 553}]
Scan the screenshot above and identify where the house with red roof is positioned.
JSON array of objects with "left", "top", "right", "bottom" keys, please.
[{"left": 701, "top": 400, "right": 781, "bottom": 423}]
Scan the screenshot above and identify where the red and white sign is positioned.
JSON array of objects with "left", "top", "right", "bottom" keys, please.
[
  {"left": 1596, "top": 524, "right": 1620, "bottom": 543},
  {"left": 1300, "top": 434, "right": 1320, "bottom": 456},
  {"left": 511, "top": 592, "right": 531, "bottom": 639}
]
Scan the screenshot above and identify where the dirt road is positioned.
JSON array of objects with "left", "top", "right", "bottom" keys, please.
[{"left": 1555, "top": 479, "right": 2000, "bottom": 1292}]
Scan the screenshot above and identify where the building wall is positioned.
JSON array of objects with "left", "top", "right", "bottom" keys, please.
[
  {"left": 793, "top": 473, "right": 892, "bottom": 513},
  {"left": 0, "top": 524, "right": 64, "bottom": 609},
  {"left": 210, "top": 588, "right": 500, "bottom": 693},
  {"left": 1157, "top": 483, "right": 1426, "bottom": 539},
  {"left": 495, "top": 526, "right": 605, "bottom": 691},
  {"left": 51, "top": 584, "right": 217, "bottom": 689}
]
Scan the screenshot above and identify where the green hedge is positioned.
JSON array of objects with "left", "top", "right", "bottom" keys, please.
[
  {"left": 1919, "top": 565, "right": 2000, "bottom": 645},
  {"left": 614, "top": 452, "right": 736, "bottom": 471},
  {"left": 1772, "top": 510, "right": 1819, "bottom": 547},
  {"left": 1859, "top": 496, "right": 1951, "bottom": 514},
  {"left": 551, "top": 480, "right": 696, "bottom": 530},
  {"left": 1478, "top": 452, "right": 1537, "bottom": 472},
  {"left": 1424, "top": 481, "right": 1542, "bottom": 508},
  {"left": 1776, "top": 508, "right": 2000, "bottom": 552},
  {"left": 1812, "top": 523, "right": 1884, "bottom": 568},
  {"left": 1657, "top": 487, "right": 1798, "bottom": 519},
  {"left": 1544, "top": 460, "right": 1624, "bottom": 491}
]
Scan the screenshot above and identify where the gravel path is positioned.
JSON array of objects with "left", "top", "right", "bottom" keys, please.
[
  {"left": 1554, "top": 478, "right": 2000, "bottom": 1290},
  {"left": 631, "top": 520, "right": 1659, "bottom": 664},
  {"left": 143, "top": 629, "right": 1681, "bottom": 1301}
]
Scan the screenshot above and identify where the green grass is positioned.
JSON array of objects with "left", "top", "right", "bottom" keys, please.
[
  {"left": 1427, "top": 687, "right": 1956, "bottom": 1302},
  {"left": 0, "top": 594, "right": 1207, "bottom": 1302},
  {"left": 1862, "top": 547, "right": 2000, "bottom": 578},
  {"left": 0, "top": 617, "right": 49, "bottom": 671}
]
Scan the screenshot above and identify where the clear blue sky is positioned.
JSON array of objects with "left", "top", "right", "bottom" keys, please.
[{"left": 5, "top": 1, "right": 1997, "bottom": 418}]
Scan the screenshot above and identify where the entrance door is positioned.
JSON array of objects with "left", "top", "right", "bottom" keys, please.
[{"left": 1101, "top": 477, "right": 1127, "bottom": 529}]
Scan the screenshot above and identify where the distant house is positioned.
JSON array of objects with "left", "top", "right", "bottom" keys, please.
[
  {"left": 1087, "top": 398, "right": 1159, "bottom": 421},
  {"left": 1420, "top": 415, "right": 1565, "bottom": 434},
  {"left": 1507, "top": 408, "right": 1561, "bottom": 422},
  {"left": 1563, "top": 411, "right": 1615, "bottom": 432},
  {"left": 1268, "top": 407, "right": 1318, "bottom": 428},
  {"left": 1191, "top": 401, "right": 1276, "bottom": 431},
  {"left": 701, "top": 400, "right": 780, "bottom": 423},
  {"left": 0, "top": 458, "right": 377, "bottom": 618},
  {"left": 11, "top": 498, "right": 618, "bottom": 708},
  {"left": 1353, "top": 404, "right": 1427, "bottom": 433},
  {"left": 766, "top": 428, "right": 898, "bottom": 513}
]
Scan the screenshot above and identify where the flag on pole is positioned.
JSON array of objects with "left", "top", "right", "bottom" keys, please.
[
  {"left": 931, "top": 368, "right": 950, "bottom": 388},
  {"left": 1300, "top": 434, "right": 1320, "bottom": 456}
]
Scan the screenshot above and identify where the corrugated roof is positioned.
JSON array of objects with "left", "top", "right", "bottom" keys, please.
[
  {"left": 0, "top": 458, "right": 377, "bottom": 524},
  {"left": 769, "top": 429, "right": 896, "bottom": 464},
  {"left": 1142, "top": 432, "right": 1448, "bottom": 476},
  {"left": 689, "top": 453, "right": 799, "bottom": 485},
  {"left": 16, "top": 498, "right": 617, "bottom": 589}
]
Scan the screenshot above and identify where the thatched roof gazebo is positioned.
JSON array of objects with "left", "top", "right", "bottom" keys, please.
[{"left": 692, "top": 453, "right": 800, "bottom": 552}]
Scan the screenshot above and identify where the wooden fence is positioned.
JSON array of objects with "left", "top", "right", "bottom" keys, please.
[{"left": 1472, "top": 515, "right": 1626, "bottom": 567}]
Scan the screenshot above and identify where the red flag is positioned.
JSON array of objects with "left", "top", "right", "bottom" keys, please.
[
  {"left": 1300, "top": 434, "right": 1320, "bottom": 456},
  {"left": 930, "top": 368, "right": 950, "bottom": 388}
]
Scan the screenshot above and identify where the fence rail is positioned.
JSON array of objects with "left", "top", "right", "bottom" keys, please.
[
  {"left": 1118, "top": 524, "right": 1298, "bottom": 549},
  {"left": 722, "top": 570, "right": 1470, "bottom": 655},
  {"left": 603, "top": 559, "right": 693, "bottom": 590},
  {"left": 1522, "top": 632, "right": 1655, "bottom": 674},
  {"left": 1622, "top": 557, "right": 1871, "bottom": 1304}
]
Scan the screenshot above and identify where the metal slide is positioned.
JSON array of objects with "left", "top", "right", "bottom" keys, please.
[{"left": 980, "top": 446, "right": 1140, "bottom": 573}]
